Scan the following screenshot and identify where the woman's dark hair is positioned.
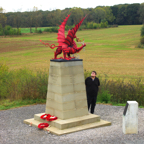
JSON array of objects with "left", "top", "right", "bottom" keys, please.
[{"left": 92, "top": 71, "right": 97, "bottom": 75}]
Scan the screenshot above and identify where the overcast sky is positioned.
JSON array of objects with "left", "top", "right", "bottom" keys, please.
[{"left": 1, "top": 0, "right": 144, "bottom": 12}]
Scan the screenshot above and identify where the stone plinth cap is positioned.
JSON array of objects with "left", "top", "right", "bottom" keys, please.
[
  {"left": 50, "top": 59, "right": 83, "bottom": 62},
  {"left": 127, "top": 101, "right": 138, "bottom": 104}
]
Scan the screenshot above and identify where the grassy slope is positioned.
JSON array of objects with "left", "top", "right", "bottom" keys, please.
[
  {"left": 0, "top": 25, "right": 144, "bottom": 110},
  {"left": 0, "top": 25, "right": 144, "bottom": 80}
]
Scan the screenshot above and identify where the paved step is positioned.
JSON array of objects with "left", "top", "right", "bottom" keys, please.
[
  {"left": 34, "top": 113, "right": 101, "bottom": 130},
  {"left": 24, "top": 117, "right": 111, "bottom": 135}
]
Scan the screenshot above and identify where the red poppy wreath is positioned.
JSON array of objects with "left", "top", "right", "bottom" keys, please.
[
  {"left": 40, "top": 114, "right": 49, "bottom": 119},
  {"left": 38, "top": 123, "right": 49, "bottom": 129},
  {"left": 40, "top": 114, "right": 57, "bottom": 121},
  {"left": 46, "top": 114, "right": 57, "bottom": 121}
]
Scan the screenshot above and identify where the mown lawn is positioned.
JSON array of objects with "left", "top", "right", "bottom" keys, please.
[{"left": 0, "top": 25, "right": 144, "bottom": 80}]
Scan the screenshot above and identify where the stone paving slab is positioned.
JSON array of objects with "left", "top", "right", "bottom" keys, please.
[
  {"left": 34, "top": 113, "right": 101, "bottom": 129},
  {"left": 24, "top": 118, "right": 111, "bottom": 135}
]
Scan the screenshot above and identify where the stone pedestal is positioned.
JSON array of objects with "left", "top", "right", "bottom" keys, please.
[
  {"left": 45, "top": 59, "right": 88, "bottom": 119},
  {"left": 24, "top": 59, "right": 111, "bottom": 135},
  {"left": 123, "top": 101, "right": 138, "bottom": 134}
]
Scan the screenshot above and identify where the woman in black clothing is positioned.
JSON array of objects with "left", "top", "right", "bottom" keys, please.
[{"left": 85, "top": 71, "right": 100, "bottom": 114}]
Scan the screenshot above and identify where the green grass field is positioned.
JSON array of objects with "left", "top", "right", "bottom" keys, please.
[{"left": 0, "top": 25, "right": 144, "bottom": 80}]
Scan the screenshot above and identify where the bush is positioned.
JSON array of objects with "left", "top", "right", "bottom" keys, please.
[
  {"left": 85, "top": 21, "right": 108, "bottom": 29},
  {"left": 98, "top": 88, "right": 112, "bottom": 103},
  {"left": 65, "top": 25, "right": 70, "bottom": 31},
  {"left": 0, "top": 24, "right": 3, "bottom": 31},
  {"left": 86, "top": 22, "right": 94, "bottom": 29},
  {"left": 80, "top": 25, "right": 87, "bottom": 29},
  {"left": 65, "top": 24, "right": 75, "bottom": 31},
  {"left": 137, "top": 43, "right": 144, "bottom": 48},
  {"left": 0, "top": 24, "right": 3, "bottom": 35},
  {"left": 44, "top": 27, "right": 58, "bottom": 33},
  {"left": 43, "top": 21, "right": 110, "bottom": 33},
  {"left": 44, "top": 28, "right": 52, "bottom": 32},
  {"left": 79, "top": 26, "right": 82, "bottom": 31},
  {"left": 141, "top": 25, "right": 144, "bottom": 37},
  {"left": 93, "top": 23, "right": 98, "bottom": 29},
  {"left": 4, "top": 25, "right": 13, "bottom": 35},
  {"left": 0, "top": 64, "right": 48, "bottom": 100},
  {"left": 1, "top": 65, "right": 143, "bottom": 107},
  {"left": 35, "top": 29, "right": 42, "bottom": 33},
  {"left": 17, "top": 28, "right": 21, "bottom": 35},
  {"left": 140, "top": 36, "right": 144, "bottom": 44},
  {"left": 99, "top": 76, "right": 144, "bottom": 106},
  {"left": 100, "top": 21, "right": 108, "bottom": 28},
  {"left": 0, "top": 25, "right": 21, "bottom": 36},
  {"left": 0, "top": 64, "right": 9, "bottom": 99},
  {"left": 51, "top": 27, "right": 58, "bottom": 32},
  {"left": 84, "top": 69, "right": 91, "bottom": 79},
  {"left": 139, "top": 25, "right": 144, "bottom": 47}
]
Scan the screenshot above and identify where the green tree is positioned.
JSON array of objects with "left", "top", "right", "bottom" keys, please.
[
  {"left": 69, "top": 7, "right": 84, "bottom": 25},
  {"left": 0, "top": 7, "right": 7, "bottom": 28},
  {"left": 94, "top": 7, "right": 106, "bottom": 23},
  {"left": 13, "top": 12, "right": 22, "bottom": 29},
  {"left": 86, "top": 9, "right": 95, "bottom": 22},
  {"left": 141, "top": 25, "right": 144, "bottom": 36},
  {"left": 47, "top": 11, "right": 56, "bottom": 26},
  {"left": 33, "top": 6, "right": 42, "bottom": 31},
  {"left": 40, "top": 11, "right": 49, "bottom": 27},
  {"left": 47, "top": 9, "right": 61, "bottom": 26},
  {"left": 116, "top": 4, "right": 128, "bottom": 25},
  {"left": 104, "top": 6, "right": 115, "bottom": 23},
  {"left": 138, "top": 3, "right": 144, "bottom": 24},
  {"left": 54, "top": 9, "right": 62, "bottom": 25},
  {"left": 5, "top": 13, "right": 15, "bottom": 27},
  {"left": 126, "top": 4, "right": 140, "bottom": 25},
  {"left": 110, "top": 5, "right": 119, "bottom": 24},
  {"left": 24, "top": 11, "right": 34, "bottom": 33}
]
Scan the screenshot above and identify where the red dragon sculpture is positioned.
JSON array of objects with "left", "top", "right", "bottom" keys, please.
[{"left": 40, "top": 14, "right": 86, "bottom": 60}]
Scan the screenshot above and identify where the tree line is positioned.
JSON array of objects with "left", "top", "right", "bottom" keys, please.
[{"left": 0, "top": 3, "right": 144, "bottom": 32}]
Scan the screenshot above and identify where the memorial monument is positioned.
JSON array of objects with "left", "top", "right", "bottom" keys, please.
[{"left": 24, "top": 14, "right": 111, "bottom": 135}]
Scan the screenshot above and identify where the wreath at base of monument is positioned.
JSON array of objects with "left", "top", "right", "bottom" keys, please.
[
  {"left": 38, "top": 123, "right": 49, "bottom": 129},
  {"left": 38, "top": 114, "right": 57, "bottom": 129},
  {"left": 40, "top": 114, "right": 57, "bottom": 121},
  {"left": 40, "top": 114, "right": 49, "bottom": 119}
]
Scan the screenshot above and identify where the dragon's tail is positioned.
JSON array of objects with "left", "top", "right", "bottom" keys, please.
[{"left": 39, "top": 39, "right": 58, "bottom": 49}]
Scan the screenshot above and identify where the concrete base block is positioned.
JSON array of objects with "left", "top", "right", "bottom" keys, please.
[
  {"left": 34, "top": 113, "right": 100, "bottom": 130},
  {"left": 24, "top": 114, "right": 111, "bottom": 135}
]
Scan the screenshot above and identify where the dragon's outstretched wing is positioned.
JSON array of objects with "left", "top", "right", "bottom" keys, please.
[
  {"left": 57, "top": 14, "right": 70, "bottom": 46},
  {"left": 64, "top": 16, "right": 86, "bottom": 46}
]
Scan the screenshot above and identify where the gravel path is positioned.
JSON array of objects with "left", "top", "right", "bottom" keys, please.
[{"left": 0, "top": 104, "right": 144, "bottom": 144}]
